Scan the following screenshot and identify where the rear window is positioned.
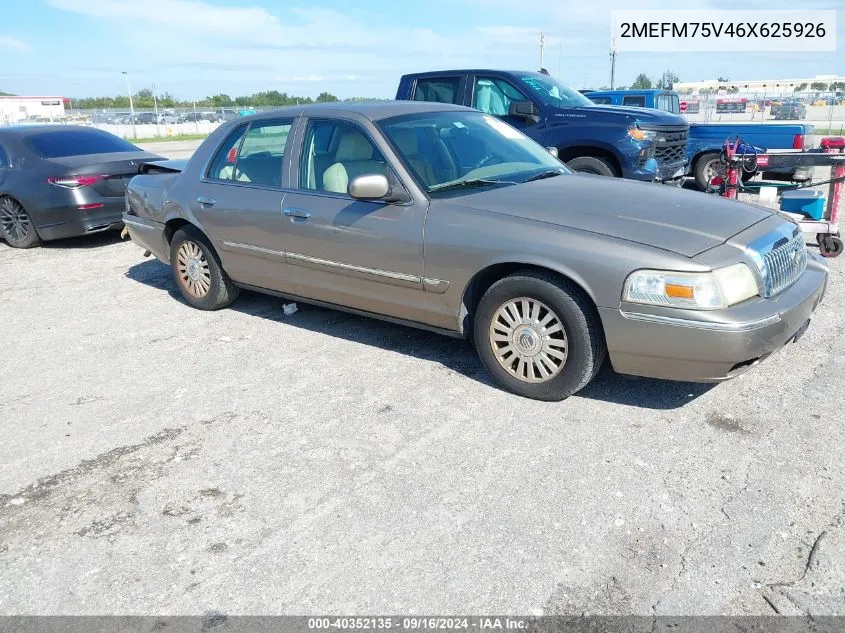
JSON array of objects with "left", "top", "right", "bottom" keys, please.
[
  {"left": 25, "top": 130, "right": 139, "bottom": 158},
  {"left": 622, "top": 95, "right": 646, "bottom": 107},
  {"left": 413, "top": 77, "right": 462, "bottom": 104},
  {"left": 589, "top": 96, "right": 612, "bottom": 105}
]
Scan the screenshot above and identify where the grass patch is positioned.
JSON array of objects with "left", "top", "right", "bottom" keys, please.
[
  {"left": 131, "top": 133, "right": 209, "bottom": 144},
  {"left": 814, "top": 127, "right": 845, "bottom": 136}
]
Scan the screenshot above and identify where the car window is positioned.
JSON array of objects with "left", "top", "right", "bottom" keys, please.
[
  {"left": 412, "top": 77, "right": 462, "bottom": 104},
  {"left": 25, "top": 130, "right": 139, "bottom": 158},
  {"left": 206, "top": 124, "right": 248, "bottom": 181},
  {"left": 232, "top": 119, "right": 293, "bottom": 187},
  {"left": 622, "top": 95, "right": 646, "bottom": 107},
  {"left": 589, "top": 96, "right": 612, "bottom": 105},
  {"left": 0, "top": 144, "right": 8, "bottom": 168},
  {"left": 380, "top": 110, "right": 567, "bottom": 193},
  {"left": 473, "top": 77, "right": 528, "bottom": 116},
  {"left": 299, "top": 120, "right": 386, "bottom": 194},
  {"left": 656, "top": 94, "right": 680, "bottom": 114}
]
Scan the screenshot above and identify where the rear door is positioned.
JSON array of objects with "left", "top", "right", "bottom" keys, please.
[{"left": 190, "top": 117, "right": 298, "bottom": 293}]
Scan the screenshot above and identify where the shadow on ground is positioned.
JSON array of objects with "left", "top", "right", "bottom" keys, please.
[
  {"left": 125, "top": 259, "right": 713, "bottom": 410},
  {"left": 42, "top": 231, "right": 125, "bottom": 250}
]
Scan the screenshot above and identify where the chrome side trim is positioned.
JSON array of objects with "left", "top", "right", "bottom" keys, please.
[
  {"left": 620, "top": 310, "right": 781, "bottom": 332},
  {"left": 122, "top": 217, "right": 158, "bottom": 231},
  {"left": 286, "top": 251, "right": 420, "bottom": 284},
  {"left": 221, "top": 241, "right": 286, "bottom": 258}
]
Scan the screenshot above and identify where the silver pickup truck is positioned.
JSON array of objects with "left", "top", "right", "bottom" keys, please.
[{"left": 123, "top": 101, "right": 827, "bottom": 401}]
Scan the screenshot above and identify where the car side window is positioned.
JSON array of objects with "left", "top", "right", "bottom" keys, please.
[
  {"left": 232, "top": 119, "right": 293, "bottom": 187},
  {"left": 473, "top": 77, "right": 528, "bottom": 116},
  {"left": 622, "top": 95, "right": 646, "bottom": 107},
  {"left": 0, "top": 144, "right": 8, "bottom": 168},
  {"left": 299, "top": 120, "right": 386, "bottom": 195},
  {"left": 206, "top": 124, "right": 248, "bottom": 181},
  {"left": 412, "top": 77, "right": 462, "bottom": 104}
]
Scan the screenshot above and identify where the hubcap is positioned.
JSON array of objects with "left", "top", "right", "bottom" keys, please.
[
  {"left": 489, "top": 297, "right": 568, "bottom": 384},
  {"left": 176, "top": 240, "right": 211, "bottom": 298},
  {"left": 0, "top": 198, "right": 31, "bottom": 244}
]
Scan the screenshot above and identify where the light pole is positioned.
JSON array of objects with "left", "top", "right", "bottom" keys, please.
[
  {"left": 121, "top": 71, "right": 137, "bottom": 139},
  {"left": 152, "top": 82, "right": 160, "bottom": 137}
]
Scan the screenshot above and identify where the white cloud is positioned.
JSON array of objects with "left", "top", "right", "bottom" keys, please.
[{"left": 0, "top": 36, "right": 31, "bottom": 53}]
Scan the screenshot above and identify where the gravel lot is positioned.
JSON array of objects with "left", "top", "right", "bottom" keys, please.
[{"left": 1, "top": 136, "right": 845, "bottom": 616}]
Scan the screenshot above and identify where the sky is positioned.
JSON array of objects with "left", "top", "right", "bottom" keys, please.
[{"left": 0, "top": 0, "right": 842, "bottom": 100}]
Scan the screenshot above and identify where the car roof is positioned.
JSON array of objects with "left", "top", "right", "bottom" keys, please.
[{"left": 243, "top": 100, "right": 473, "bottom": 123}]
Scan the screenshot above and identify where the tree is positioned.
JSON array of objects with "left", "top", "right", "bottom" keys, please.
[
  {"left": 208, "top": 94, "right": 234, "bottom": 107},
  {"left": 810, "top": 82, "right": 828, "bottom": 92},
  {"left": 631, "top": 73, "right": 652, "bottom": 89},
  {"left": 655, "top": 70, "right": 679, "bottom": 90},
  {"left": 829, "top": 81, "right": 845, "bottom": 92},
  {"left": 728, "top": 86, "right": 739, "bottom": 94},
  {"left": 717, "top": 76, "right": 730, "bottom": 83},
  {"left": 794, "top": 83, "right": 808, "bottom": 92},
  {"left": 316, "top": 92, "right": 339, "bottom": 103}
]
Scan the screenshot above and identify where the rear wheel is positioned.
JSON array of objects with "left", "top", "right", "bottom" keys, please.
[
  {"left": 818, "top": 235, "right": 843, "bottom": 258},
  {"left": 0, "top": 197, "right": 41, "bottom": 248},
  {"left": 169, "top": 226, "right": 239, "bottom": 310},
  {"left": 473, "top": 271, "right": 606, "bottom": 401},
  {"left": 565, "top": 156, "right": 616, "bottom": 177}
]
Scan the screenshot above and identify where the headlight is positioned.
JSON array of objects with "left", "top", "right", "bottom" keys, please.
[
  {"left": 623, "top": 264, "right": 759, "bottom": 309},
  {"left": 628, "top": 126, "right": 658, "bottom": 142}
]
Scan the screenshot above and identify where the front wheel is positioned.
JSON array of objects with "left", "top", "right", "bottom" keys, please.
[
  {"left": 473, "top": 271, "right": 606, "bottom": 401},
  {"left": 169, "top": 226, "right": 239, "bottom": 310},
  {"left": 565, "top": 156, "right": 616, "bottom": 177}
]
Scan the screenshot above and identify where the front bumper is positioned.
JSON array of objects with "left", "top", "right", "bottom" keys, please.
[
  {"left": 599, "top": 256, "right": 828, "bottom": 382},
  {"left": 35, "top": 202, "right": 125, "bottom": 241},
  {"left": 122, "top": 214, "right": 169, "bottom": 262}
]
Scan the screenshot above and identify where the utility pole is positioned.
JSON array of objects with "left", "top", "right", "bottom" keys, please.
[
  {"left": 609, "top": 37, "right": 617, "bottom": 90},
  {"left": 152, "top": 82, "right": 160, "bottom": 137},
  {"left": 121, "top": 71, "right": 137, "bottom": 139},
  {"left": 539, "top": 32, "right": 545, "bottom": 69}
]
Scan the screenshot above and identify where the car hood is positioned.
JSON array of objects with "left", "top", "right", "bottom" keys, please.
[
  {"left": 444, "top": 173, "right": 775, "bottom": 257},
  {"left": 576, "top": 105, "right": 687, "bottom": 126}
]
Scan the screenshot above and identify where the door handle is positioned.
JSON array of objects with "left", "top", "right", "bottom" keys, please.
[
  {"left": 283, "top": 207, "right": 310, "bottom": 219},
  {"left": 197, "top": 196, "right": 216, "bottom": 206}
]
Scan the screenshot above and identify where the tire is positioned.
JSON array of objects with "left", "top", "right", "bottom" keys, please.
[
  {"left": 565, "top": 156, "right": 616, "bottom": 177},
  {"left": 0, "top": 196, "right": 41, "bottom": 248},
  {"left": 169, "top": 225, "right": 239, "bottom": 310},
  {"left": 819, "top": 235, "right": 843, "bottom": 258},
  {"left": 473, "top": 271, "right": 606, "bottom": 401},
  {"left": 694, "top": 152, "right": 722, "bottom": 190}
]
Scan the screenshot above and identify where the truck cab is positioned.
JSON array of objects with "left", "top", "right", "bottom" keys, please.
[
  {"left": 582, "top": 89, "right": 681, "bottom": 113},
  {"left": 396, "top": 70, "right": 689, "bottom": 183}
]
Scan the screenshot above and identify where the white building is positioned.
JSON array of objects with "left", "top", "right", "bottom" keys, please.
[
  {"left": 674, "top": 75, "right": 844, "bottom": 96},
  {"left": 0, "top": 96, "right": 67, "bottom": 125}
]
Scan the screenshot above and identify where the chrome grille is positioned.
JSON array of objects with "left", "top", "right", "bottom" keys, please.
[{"left": 761, "top": 232, "right": 807, "bottom": 297}]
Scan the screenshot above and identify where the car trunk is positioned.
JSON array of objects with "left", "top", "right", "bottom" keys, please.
[{"left": 45, "top": 151, "right": 164, "bottom": 198}]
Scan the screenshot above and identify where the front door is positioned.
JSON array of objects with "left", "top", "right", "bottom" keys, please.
[
  {"left": 191, "top": 117, "right": 296, "bottom": 293},
  {"left": 280, "top": 117, "right": 427, "bottom": 324}
]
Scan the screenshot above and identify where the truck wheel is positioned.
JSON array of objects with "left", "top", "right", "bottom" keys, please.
[
  {"left": 473, "top": 271, "right": 606, "bottom": 401},
  {"left": 169, "top": 225, "right": 239, "bottom": 310},
  {"left": 565, "top": 156, "right": 616, "bottom": 177},
  {"left": 694, "top": 152, "right": 722, "bottom": 190}
]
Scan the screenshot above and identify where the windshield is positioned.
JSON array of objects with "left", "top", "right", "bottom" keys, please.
[
  {"left": 516, "top": 74, "right": 595, "bottom": 108},
  {"left": 379, "top": 110, "right": 569, "bottom": 194}
]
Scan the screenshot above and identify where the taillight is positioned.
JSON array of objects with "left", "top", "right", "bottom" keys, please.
[
  {"left": 792, "top": 134, "right": 804, "bottom": 150},
  {"left": 47, "top": 175, "right": 103, "bottom": 189}
]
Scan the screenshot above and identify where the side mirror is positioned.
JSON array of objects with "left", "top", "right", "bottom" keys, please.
[
  {"left": 547, "top": 147, "right": 559, "bottom": 158},
  {"left": 348, "top": 174, "right": 390, "bottom": 200},
  {"left": 508, "top": 100, "right": 540, "bottom": 123}
]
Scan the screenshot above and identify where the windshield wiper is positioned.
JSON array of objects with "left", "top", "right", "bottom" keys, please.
[
  {"left": 524, "top": 170, "right": 563, "bottom": 183},
  {"left": 429, "top": 178, "right": 517, "bottom": 193}
]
